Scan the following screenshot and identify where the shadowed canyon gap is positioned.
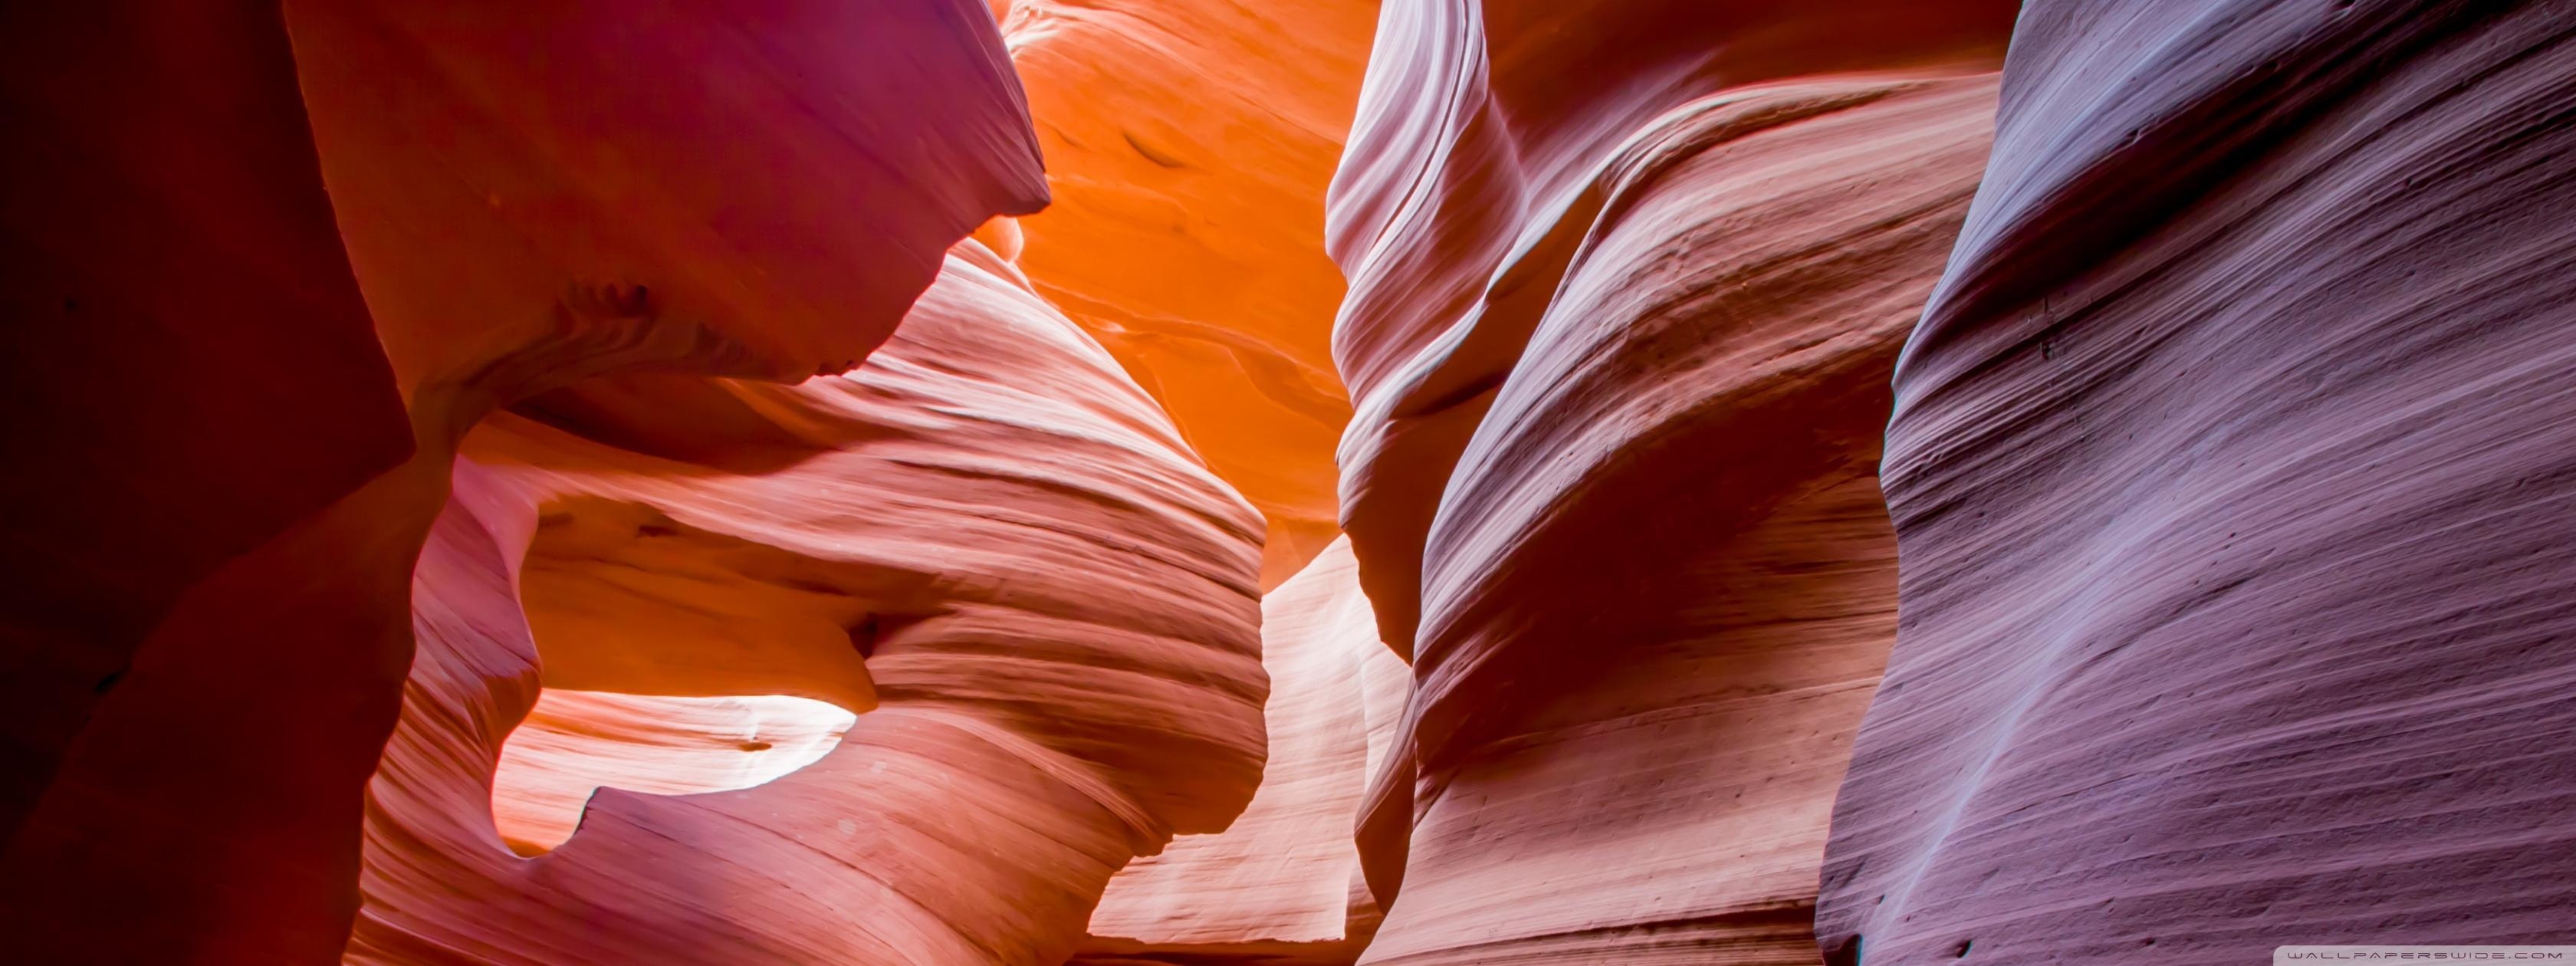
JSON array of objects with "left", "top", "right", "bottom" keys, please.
[{"left": 2, "top": 2, "right": 2572, "bottom": 965}]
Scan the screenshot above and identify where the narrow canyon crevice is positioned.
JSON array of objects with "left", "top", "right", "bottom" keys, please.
[{"left": 5, "top": 2, "right": 2574, "bottom": 965}]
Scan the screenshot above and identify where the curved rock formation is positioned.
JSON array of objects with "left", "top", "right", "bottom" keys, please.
[
  {"left": 1, "top": 3, "right": 1048, "bottom": 961},
  {"left": 1818, "top": 2, "right": 2576, "bottom": 962},
  {"left": 291, "top": 0, "right": 1050, "bottom": 405},
  {"left": 1322, "top": 2, "right": 2015, "bottom": 962},
  {"left": 349, "top": 244, "right": 1267, "bottom": 965},
  {"left": 489, "top": 691, "right": 857, "bottom": 854},
  {"left": 34, "top": 2, "right": 2576, "bottom": 964},
  {"left": 1081, "top": 536, "right": 1408, "bottom": 964},
  {"left": 999, "top": 0, "right": 1382, "bottom": 586}
]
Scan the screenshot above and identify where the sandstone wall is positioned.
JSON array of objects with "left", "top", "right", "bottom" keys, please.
[
  {"left": 0, "top": 3, "right": 1048, "bottom": 961},
  {"left": 347, "top": 245, "right": 1267, "bottom": 966},
  {"left": 1819, "top": 2, "right": 2576, "bottom": 961},
  {"left": 1320, "top": 2, "right": 2016, "bottom": 961}
]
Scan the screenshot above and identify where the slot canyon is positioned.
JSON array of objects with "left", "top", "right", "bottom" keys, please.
[{"left": 2, "top": 1, "right": 2571, "bottom": 964}]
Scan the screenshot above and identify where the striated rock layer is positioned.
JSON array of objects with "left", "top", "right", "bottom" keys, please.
[
  {"left": 2, "top": 2, "right": 1049, "bottom": 961},
  {"left": 349, "top": 244, "right": 1268, "bottom": 965},
  {"left": 1080, "top": 536, "right": 1410, "bottom": 964},
  {"left": 1818, "top": 2, "right": 2576, "bottom": 962},
  {"left": 999, "top": 0, "right": 1382, "bottom": 586},
  {"left": 1322, "top": 2, "right": 2016, "bottom": 962}
]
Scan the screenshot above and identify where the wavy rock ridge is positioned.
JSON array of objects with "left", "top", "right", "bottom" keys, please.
[
  {"left": 3, "top": 2, "right": 1057, "bottom": 961},
  {"left": 350, "top": 245, "right": 1267, "bottom": 965},
  {"left": 1819, "top": 2, "right": 2576, "bottom": 961},
  {"left": 13, "top": 2, "right": 2576, "bottom": 964},
  {"left": 1321, "top": 2, "right": 2015, "bottom": 962}
]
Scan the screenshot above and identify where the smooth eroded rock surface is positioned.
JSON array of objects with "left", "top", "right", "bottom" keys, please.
[
  {"left": 1, "top": 3, "right": 1048, "bottom": 961},
  {"left": 488, "top": 691, "right": 857, "bottom": 854},
  {"left": 1322, "top": 2, "right": 2016, "bottom": 962},
  {"left": 348, "top": 245, "right": 1268, "bottom": 966},
  {"left": 1819, "top": 2, "right": 2576, "bottom": 962}
]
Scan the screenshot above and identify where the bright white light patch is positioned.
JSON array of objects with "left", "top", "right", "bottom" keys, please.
[{"left": 491, "top": 689, "right": 857, "bottom": 854}]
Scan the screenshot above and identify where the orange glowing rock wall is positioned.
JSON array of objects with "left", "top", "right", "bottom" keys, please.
[
  {"left": 1322, "top": 2, "right": 2016, "bottom": 962},
  {"left": 1, "top": 2, "right": 1050, "bottom": 961},
  {"left": 999, "top": 0, "right": 1382, "bottom": 586},
  {"left": 347, "top": 245, "right": 1268, "bottom": 965}
]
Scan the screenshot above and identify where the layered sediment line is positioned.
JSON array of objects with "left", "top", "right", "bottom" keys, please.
[
  {"left": 1321, "top": 2, "right": 2016, "bottom": 962},
  {"left": 1819, "top": 2, "right": 2576, "bottom": 961},
  {"left": 1, "top": 3, "right": 1049, "bottom": 961},
  {"left": 350, "top": 246, "right": 1268, "bottom": 966}
]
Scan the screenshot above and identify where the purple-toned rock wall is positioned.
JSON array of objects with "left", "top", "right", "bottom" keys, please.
[{"left": 1819, "top": 2, "right": 2576, "bottom": 962}]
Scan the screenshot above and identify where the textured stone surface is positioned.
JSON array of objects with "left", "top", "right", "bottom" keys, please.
[
  {"left": 1000, "top": 0, "right": 1382, "bottom": 586},
  {"left": 0, "top": 3, "right": 1047, "bottom": 961},
  {"left": 33, "top": 2, "right": 2576, "bottom": 964},
  {"left": 1322, "top": 2, "right": 2014, "bottom": 962},
  {"left": 1817, "top": 2, "right": 2576, "bottom": 963},
  {"left": 1329, "top": 0, "right": 2016, "bottom": 661},
  {"left": 347, "top": 245, "right": 1267, "bottom": 966},
  {"left": 1081, "top": 536, "right": 1408, "bottom": 964}
]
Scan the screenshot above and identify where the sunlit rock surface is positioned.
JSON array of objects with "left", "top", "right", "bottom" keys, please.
[
  {"left": 1081, "top": 537, "right": 1408, "bottom": 964},
  {"left": 1817, "top": 2, "right": 2576, "bottom": 962},
  {"left": 1322, "top": 2, "right": 2015, "bottom": 962},
  {"left": 347, "top": 245, "right": 1267, "bottom": 965},
  {"left": 999, "top": 0, "right": 1382, "bottom": 586},
  {"left": 0, "top": 2, "right": 1046, "bottom": 961},
  {"left": 489, "top": 691, "right": 857, "bottom": 854}
]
